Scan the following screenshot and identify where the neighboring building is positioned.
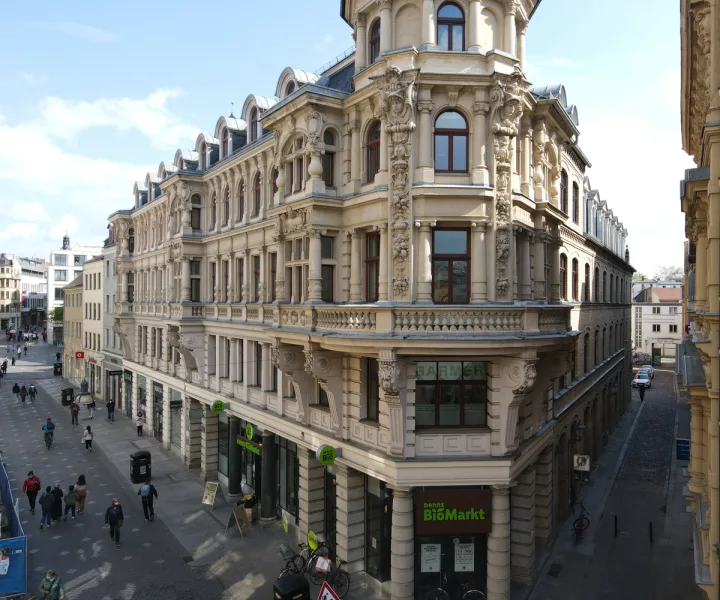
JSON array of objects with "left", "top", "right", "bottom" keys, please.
[
  {"left": 631, "top": 287, "right": 682, "bottom": 359},
  {"left": 109, "top": 3, "right": 634, "bottom": 598},
  {"left": 102, "top": 229, "right": 124, "bottom": 414},
  {"left": 47, "top": 234, "right": 102, "bottom": 318},
  {"left": 680, "top": 1, "right": 720, "bottom": 597},
  {"left": 18, "top": 256, "right": 47, "bottom": 329},
  {"left": 0, "top": 254, "right": 21, "bottom": 331},
  {"left": 82, "top": 256, "right": 104, "bottom": 397},
  {"left": 631, "top": 277, "right": 682, "bottom": 300},
  {"left": 62, "top": 275, "right": 84, "bottom": 383}
]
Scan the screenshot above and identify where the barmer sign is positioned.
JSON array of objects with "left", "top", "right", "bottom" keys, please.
[{"left": 415, "top": 488, "right": 493, "bottom": 535}]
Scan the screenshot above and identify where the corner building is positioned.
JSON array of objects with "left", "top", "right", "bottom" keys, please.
[{"left": 109, "top": 2, "right": 633, "bottom": 598}]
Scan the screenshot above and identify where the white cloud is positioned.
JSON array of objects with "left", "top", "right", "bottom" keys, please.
[
  {"left": 38, "top": 89, "right": 197, "bottom": 148},
  {"left": 50, "top": 215, "right": 80, "bottom": 240},
  {"left": 39, "top": 21, "right": 118, "bottom": 43},
  {"left": 9, "top": 202, "right": 50, "bottom": 222},
  {"left": 0, "top": 223, "right": 38, "bottom": 240}
]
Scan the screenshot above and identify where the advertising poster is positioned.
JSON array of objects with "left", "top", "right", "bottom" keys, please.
[
  {"left": 202, "top": 481, "right": 219, "bottom": 506},
  {"left": 0, "top": 538, "right": 26, "bottom": 597},
  {"left": 421, "top": 543, "right": 441, "bottom": 573},
  {"left": 454, "top": 543, "right": 475, "bottom": 572}
]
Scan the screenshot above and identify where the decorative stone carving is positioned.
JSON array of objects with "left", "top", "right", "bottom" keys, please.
[
  {"left": 378, "top": 358, "right": 398, "bottom": 396},
  {"left": 303, "top": 348, "right": 314, "bottom": 375},
  {"left": 490, "top": 67, "right": 527, "bottom": 301},
  {"left": 689, "top": 7, "right": 711, "bottom": 159},
  {"left": 167, "top": 326, "right": 198, "bottom": 382},
  {"left": 376, "top": 66, "right": 418, "bottom": 301},
  {"left": 512, "top": 363, "right": 537, "bottom": 395}
]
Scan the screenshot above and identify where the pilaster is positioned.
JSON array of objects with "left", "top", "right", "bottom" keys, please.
[
  {"left": 335, "top": 463, "right": 366, "bottom": 574},
  {"left": 298, "top": 447, "right": 325, "bottom": 540},
  {"left": 389, "top": 486, "right": 414, "bottom": 600},
  {"left": 511, "top": 466, "right": 536, "bottom": 585},
  {"left": 487, "top": 484, "right": 512, "bottom": 600},
  {"left": 200, "top": 408, "right": 219, "bottom": 481}
]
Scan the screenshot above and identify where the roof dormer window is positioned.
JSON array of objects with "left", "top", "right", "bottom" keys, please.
[
  {"left": 199, "top": 142, "right": 207, "bottom": 170},
  {"left": 285, "top": 81, "right": 296, "bottom": 97},
  {"left": 221, "top": 128, "right": 229, "bottom": 158},
  {"left": 250, "top": 108, "right": 258, "bottom": 143}
]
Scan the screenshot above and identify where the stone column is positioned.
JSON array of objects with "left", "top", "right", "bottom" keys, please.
[
  {"left": 504, "top": 0, "right": 517, "bottom": 57},
  {"left": 468, "top": 0, "right": 482, "bottom": 51},
  {"left": 120, "top": 269, "right": 128, "bottom": 302},
  {"left": 275, "top": 238, "right": 285, "bottom": 302},
  {"left": 308, "top": 229, "right": 323, "bottom": 302},
  {"left": 350, "top": 230, "right": 362, "bottom": 302},
  {"left": 181, "top": 258, "right": 191, "bottom": 302},
  {"left": 487, "top": 485, "right": 512, "bottom": 600},
  {"left": 226, "top": 252, "right": 234, "bottom": 303},
  {"left": 511, "top": 226, "right": 519, "bottom": 301},
  {"left": 185, "top": 398, "right": 202, "bottom": 469},
  {"left": 486, "top": 223, "right": 496, "bottom": 302},
  {"left": 354, "top": 14, "right": 367, "bottom": 72},
  {"left": 416, "top": 222, "right": 433, "bottom": 302},
  {"left": 201, "top": 407, "right": 219, "bottom": 481},
  {"left": 389, "top": 486, "right": 414, "bottom": 600},
  {"left": 471, "top": 222, "right": 488, "bottom": 303},
  {"left": 335, "top": 464, "right": 366, "bottom": 573},
  {"left": 534, "top": 447, "right": 553, "bottom": 546},
  {"left": 517, "top": 20, "right": 528, "bottom": 71},
  {"left": 416, "top": 97, "right": 435, "bottom": 183},
  {"left": 519, "top": 232, "right": 531, "bottom": 300},
  {"left": 378, "top": 224, "right": 389, "bottom": 302},
  {"left": 533, "top": 232, "right": 546, "bottom": 301},
  {"left": 520, "top": 121, "right": 532, "bottom": 197},
  {"left": 298, "top": 447, "right": 325, "bottom": 539},
  {"left": 259, "top": 430, "right": 278, "bottom": 522},
  {"left": 349, "top": 119, "right": 361, "bottom": 189},
  {"left": 511, "top": 466, "right": 536, "bottom": 585},
  {"left": 261, "top": 343, "right": 272, "bottom": 390},
  {"left": 472, "top": 98, "right": 490, "bottom": 185},
  {"left": 379, "top": 0, "right": 392, "bottom": 53},
  {"left": 378, "top": 114, "right": 389, "bottom": 185}
]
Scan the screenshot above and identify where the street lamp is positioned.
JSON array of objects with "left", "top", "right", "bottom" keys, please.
[{"left": 570, "top": 420, "right": 587, "bottom": 444}]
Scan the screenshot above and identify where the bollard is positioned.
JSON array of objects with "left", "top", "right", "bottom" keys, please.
[
  {"left": 614, "top": 514, "right": 618, "bottom": 538},
  {"left": 649, "top": 521, "right": 653, "bottom": 544}
]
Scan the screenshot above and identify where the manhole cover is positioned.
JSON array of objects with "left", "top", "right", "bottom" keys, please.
[{"left": 548, "top": 563, "right": 562, "bottom": 578}]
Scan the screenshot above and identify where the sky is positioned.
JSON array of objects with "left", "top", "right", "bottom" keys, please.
[{"left": 0, "top": 0, "right": 691, "bottom": 277}]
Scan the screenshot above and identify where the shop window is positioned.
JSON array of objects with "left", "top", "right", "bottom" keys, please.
[
  {"left": 437, "top": 3, "right": 465, "bottom": 51},
  {"left": 365, "top": 476, "right": 392, "bottom": 583},
  {"left": 321, "top": 265, "right": 334, "bottom": 303},
  {"left": 366, "top": 232, "right": 380, "bottom": 302},
  {"left": 277, "top": 438, "right": 299, "bottom": 518},
  {"left": 415, "top": 361, "right": 488, "bottom": 428},
  {"left": 218, "top": 416, "right": 229, "bottom": 476},
  {"left": 366, "top": 358, "right": 379, "bottom": 421},
  {"left": 366, "top": 121, "right": 381, "bottom": 183},
  {"left": 434, "top": 111, "right": 468, "bottom": 173},
  {"left": 432, "top": 228, "right": 469, "bottom": 303}
]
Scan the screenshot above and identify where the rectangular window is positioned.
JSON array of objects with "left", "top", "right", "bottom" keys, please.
[
  {"left": 237, "top": 258, "right": 244, "bottom": 302},
  {"left": 670, "top": 324, "right": 678, "bottom": 333},
  {"left": 270, "top": 253, "right": 277, "bottom": 302},
  {"left": 53, "top": 254, "right": 67, "bottom": 266},
  {"left": 415, "top": 361, "right": 488, "bottom": 428},
  {"left": 190, "top": 260, "right": 201, "bottom": 302},
  {"left": 432, "top": 229, "right": 469, "bottom": 304},
  {"left": 277, "top": 438, "right": 299, "bottom": 517},
  {"left": 322, "top": 152, "right": 334, "bottom": 188},
  {"left": 74, "top": 255, "right": 86, "bottom": 265},
  {"left": 321, "top": 236, "right": 334, "bottom": 259},
  {"left": 652, "top": 307, "right": 660, "bottom": 314},
  {"left": 321, "top": 265, "right": 334, "bottom": 303},
  {"left": 222, "top": 260, "right": 229, "bottom": 303},
  {"left": 55, "top": 269, "right": 67, "bottom": 282},
  {"left": 318, "top": 384, "right": 329, "bottom": 407},
  {"left": 210, "top": 262, "right": 217, "bottom": 302},
  {"left": 256, "top": 342, "right": 263, "bottom": 387},
  {"left": 253, "top": 256, "right": 261, "bottom": 302},
  {"left": 366, "top": 233, "right": 380, "bottom": 302},
  {"left": 127, "top": 272, "right": 135, "bottom": 303},
  {"left": 652, "top": 324, "right": 660, "bottom": 332},
  {"left": 366, "top": 358, "right": 379, "bottom": 421},
  {"left": 191, "top": 206, "right": 201, "bottom": 230},
  {"left": 669, "top": 307, "right": 678, "bottom": 314}
]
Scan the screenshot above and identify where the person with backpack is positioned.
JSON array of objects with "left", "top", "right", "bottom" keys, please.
[
  {"left": 39, "top": 486, "right": 54, "bottom": 529},
  {"left": 104, "top": 499, "right": 124, "bottom": 547},
  {"left": 106, "top": 399, "right": 115, "bottom": 422},
  {"left": 138, "top": 480, "right": 158, "bottom": 521},
  {"left": 22, "top": 471, "right": 41, "bottom": 514},
  {"left": 29, "top": 383, "right": 37, "bottom": 402},
  {"left": 70, "top": 401, "right": 79, "bottom": 426},
  {"left": 82, "top": 426, "right": 93, "bottom": 453},
  {"left": 20, "top": 385, "right": 27, "bottom": 403},
  {"left": 12, "top": 382, "right": 20, "bottom": 403},
  {"left": 38, "top": 569, "right": 65, "bottom": 600},
  {"left": 63, "top": 485, "right": 76, "bottom": 521}
]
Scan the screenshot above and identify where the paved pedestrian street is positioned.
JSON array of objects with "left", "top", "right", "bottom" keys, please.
[{"left": 0, "top": 343, "right": 230, "bottom": 600}]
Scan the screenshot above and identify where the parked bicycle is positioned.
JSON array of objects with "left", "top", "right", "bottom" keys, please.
[
  {"left": 316, "top": 557, "right": 351, "bottom": 598},
  {"left": 573, "top": 503, "right": 590, "bottom": 543},
  {"left": 278, "top": 540, "right": 330, "bottom": 583},
  {"left": 426, "top": 572, "right": 486, "bottom": 600}
]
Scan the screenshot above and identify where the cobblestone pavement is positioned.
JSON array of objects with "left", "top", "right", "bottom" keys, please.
[
  {"left": 528, "top": 369, "right": 696, "bottom": 600},
  {"left": 0, "top": 342, "right": 231, "bottom": 599}
]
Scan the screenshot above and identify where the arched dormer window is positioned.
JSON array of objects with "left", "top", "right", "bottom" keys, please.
[
  {"left": 560, "top": 170, "right": 568, "bottom": 213},
  {"left": 369, "top": 20, "right": 381, "bottom": 63},
  {"left": 223, "top": 188, "right": 230, "bottom": 226},
  {"left": 434, "top": 110, "right": 468, "bottom": 173},
  {"left": 250, "top": 108, "right": 258, "bottom": 143},
  {"left": 438, "top": 3, "right": 465, "bottom": 51},
  {"left": 221, "top": 128, "right": 229, "bottom": 158},
  {"left": 237, "top": 180, "right": 245, "bottom": 221},
  {"left": 199, "top": 142, "right": 206, "bottom": 170},
  {"left": 323, "top": 130, "right": 336, "bottom": 188},
  {"left": 252, "top": 174, "right": 261, "bottom": 217},
  {"left": 285, "top": 81, "right": 296, "bottom": 96},
  {"left": 366, "top": 121, "right": 381, "bottom": 183}
]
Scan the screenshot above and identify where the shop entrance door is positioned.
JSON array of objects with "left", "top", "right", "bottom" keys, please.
[
  {"left": 415, "top": 535, "right": 487, "bottom": 600},
  {"left": 324, "top": 468, "right": 337, "bottom": 559},
  {"left": 152, "top": 382, "right": 163, "bottom": 441},
  {"left": 365, "top": 478, "right": 392, "bottom": 583}
]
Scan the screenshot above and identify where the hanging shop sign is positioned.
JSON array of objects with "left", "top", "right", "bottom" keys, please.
[
  {"left": 211, "top": 400, "right": 225, "bottom": 414},
  {"left": 245, "top": 422, "right": 254, "bottom": 441},
  {"left": 123, "top": 371, "right": 133, "bottom": 383},
  {"left": 415, "top": 488, "right": 493, "bottom": 535},
  {"left": 75, "top": 351, "right": 84, "bottom": 359},
  {"left": 316, "top": 444, "right": 337, "bottom": 466},
  {"left": 236, "top": 435, "right": 261, "bottom": 456}
]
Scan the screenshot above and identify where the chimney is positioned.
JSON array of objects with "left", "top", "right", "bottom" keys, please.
[{"left": 625, "top": 246, "right": 630, "bottom": 263}]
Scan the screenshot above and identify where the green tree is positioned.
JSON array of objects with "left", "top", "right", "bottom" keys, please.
[
  {"left": 49, "top": 306, "right": 64, "bottom": 323},
  {"left": 653, "top": 265, "right": 683, "bottom": 281},
  {"left": 632, "top": 272, "right": 648, "bottom": 281}
]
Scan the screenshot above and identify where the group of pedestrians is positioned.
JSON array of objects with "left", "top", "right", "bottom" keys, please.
[
  {"left": 12, "top": 382, "right": 36, "bottom": 403},
  {"left": 25, "top": 474, "right": 86, "bottom": 529}
]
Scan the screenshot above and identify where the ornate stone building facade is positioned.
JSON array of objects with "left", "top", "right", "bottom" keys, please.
[
  {"left": 680, "top": 1, "right": 720, "bottom": 598},
  {"left": 108, "top": 1, "right": 632, "bottom": 598}
]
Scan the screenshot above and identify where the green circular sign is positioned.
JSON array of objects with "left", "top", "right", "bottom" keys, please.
[
  {"left": 211, "top": 400, "right": 225, "bottom": 414},
  {"left": 282, "top": 513, "right": 289, "bottom": 533},
  {"left": 316, "top": 444, "right": 337, "bottom": 466},
  {"left": 246, "top": 422, "right": 254, "bottom": 441},
  {"left": 307, "top": 531, "right": 318, "bottom": 551}
]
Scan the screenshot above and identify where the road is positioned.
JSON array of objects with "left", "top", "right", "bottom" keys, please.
[{"left": 0, "top": 341, "right": 230, "bottom": 599}]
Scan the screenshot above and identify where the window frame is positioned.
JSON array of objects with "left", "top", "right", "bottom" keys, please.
[
  {"left": 252, "top": 174, "right": 261, "bottom": 217},
  {"left": 236, "top": 182, "right": 245, "bottom": 222},
  {"left": 366, "top": 121, "right": 381, "bottom": 183},
  {"left": 434, "top": 110, "right": 469, "bottom": 173},
  {"left": 572, "top": 182, "right": 580, "bottom": 223},
  {"left": 431, "top": 227, "right": 470, "bottom": 304},
  {"left": 559, "top": 254, "right": 567, "bottom": 300},
  {"left": 366, "top": 358, "right": 380, "bottom": 422},
  {"left": 560, "top": 170, "right": 568, "bottom": 214},
  {"left": 250, "top": 108, "right": 258, "bottom": 143},
  {"left": 369, "top": 19, "right": 381, "bottom": 63},
  {"left": 366, "top": 232, "right": 380, "bottom": 303},
  {"left": 571, "top": 258, "right": 579, "bottom": 301},
  {"left": 437, "top": 2, "right": 466, "bottom": 51}
]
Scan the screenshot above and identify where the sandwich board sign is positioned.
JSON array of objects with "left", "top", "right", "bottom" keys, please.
[{"left": 317, "top": 581, "right": 341, "bottom": 600}]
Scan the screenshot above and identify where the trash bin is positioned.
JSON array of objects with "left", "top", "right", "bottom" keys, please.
[
  {"left": 130, "top": 450, "right": 152, "bottom": 483},
  {"left": 273, "top": 573, "right": 310, "bottom": 600},
  {"left": 53, "top": 362, "right": 63, "bottom": 376},
  {"left": 61, "top": 388, "right": 74, "bottom": 406}
]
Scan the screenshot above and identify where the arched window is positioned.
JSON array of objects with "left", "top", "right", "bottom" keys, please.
[
  {"left": 210, "top": 193, "right": 217, "bottom": 230},
  {"left": 594, "top": 266, "right": 599, "bottom": 301},
  {"left": 615, "top": 275, "right": 620, "bottom": 303},
  {"left": 560, "top": 254, "right": 567, "bottom": 300},
  {"left": 250, "top": 108, "right": 258, "bottom": 143},
  {"left": 584, "top": 263, "right": 590, "bottom": 301},
  {"left": 369, "top": 20, "right": 381, "bottom": 63},
  {"left": 434, "top": 110, "right": 468, "bottom": 173},
  {"left": 583, "top": 333, "right": 590, "bottom": 373},
  {"left": 609, "top": 275, "right": 614, "bottom": 304},
  {"left": 572, "top": 182, "right": 579, "bottom": 223},
  {"left": 221, "top": 128, "right": 229, "bottom": 158},
  {"left": 253, "top": 174, "right": 261, "bottom": 216},
  {"left": 366, "top": 121, "right": 381, "bottom": 183},
  {"left": 572, "top": 258, "right": 579, "bottom": 301},
  {"left": 602, "top": 328, "right": 607, "bottom": 360},
  {"left": 437, "top": 3, "right": 465, "bottom": 51},
  {"left": 560, "top": 170, "right": 568, "bottom": 213},
  {"left": 594, "top": 331, "right": 600, "bottom": 366},
  {"left": 237, "top": 181, "right": 245, "bottom": 221},
  {"left": 190, "top": 195, "right": 201, "bottom": 230},
  {"left": 602, "top": 271, "right": 607, "bottom": 302},
  {"left": 223, "top": 188, "right": 230, "bottom": 225},
  {"left": 285, "top": 81, "right": 296, "bottom": 97},
  {"left": 272, "top": 168, "right": 279, "bottom": 196},
  {"left": 323, "top": 130, "right": 336, "bottom": 188},
  {"left": 199, "top": 142, "right": 206, "bottom": 170}
]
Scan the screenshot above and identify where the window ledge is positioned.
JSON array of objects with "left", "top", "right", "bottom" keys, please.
[
  {"left": 358, "top": 418, "right": 380, "bottom": 428},
  {"left": 312, "top": 405, "right": 331, "bottom": 413},
  {"left": 416, "top": 427, "right": 491, "bottom": 434}
]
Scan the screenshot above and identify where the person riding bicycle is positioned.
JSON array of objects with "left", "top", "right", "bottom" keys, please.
[{"left": 42, "top": 418, "right": 56, "bottom": 442}]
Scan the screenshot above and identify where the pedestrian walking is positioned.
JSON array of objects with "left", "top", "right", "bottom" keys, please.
[
  {"left": 22, "top": 471, "right": 41, "bottom": 514},
  {"left": 12, "top": 382, "right": 20, "bottom": 403},
  {"left": 55, "top": 352, "right": 61, "bottom": 361},
  {"left": 136, "top": 413, "right": 145, "bottom": 437},
  {"left": 38, "top": 569, "right": 65, "bottom": 600},
  {"left": 82, "top": 426, "right": 93, "bottom": 453},
  {"left": 29, "top": 383, "right": 37, "bottom": 402},
  {"left": 106, "top": 399, "right": 115, "bottom": 422},
  {"left": 20, "top": 385, "right": 27, "bottom": 403},
  {"left": 138, "top": 479, "right": 158, "bottom": 521},
  {"left": 1, "top": 358, "right": 7, "bottom": 374},
  {"left": 74, "top": 475, "right": 87, "bottom": 514},
  {"left": 39, "top": 486, "right": 54, "bottom": 529},
  {"left": 11, "top": 356, "right": 15, "bottom": 367},
  {"left": 51, "top": 483, "right": 63, "bottom": 522},
  {"left": 70, "top": 401, "right": 79, "bottom": 426},
  {"left": 104, "top": 499, "right": 124, "bottom": 547},
  {"left": 87, "top": 399, "right": 95, "bottom": 419},
  {"left": 639, "top": 386, "right": 646, "bottom": 401},
  {"left": 63, "top": 485, "right": 76, "bottom": 521},
  {"left": 23, "top": 344, "right": 27, "bottom": 355}
]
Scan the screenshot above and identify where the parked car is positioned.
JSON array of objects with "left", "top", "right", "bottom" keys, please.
[
  {"left": 639, "top": 365, "right": 654, "bottom": 379},
  {"left": 632, "top": 372, "right": 651, "bottom": 388}
]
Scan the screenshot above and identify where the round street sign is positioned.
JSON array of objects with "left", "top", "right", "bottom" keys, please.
[
  {"left": 211, "top": 400, "right": 225, "bottom": 414},
  {"left": 316, "top": 444, "right": 337, "bottom": 466},
  {"left": 282, "top": 513, "right": 289, "bottom": 533},
  {"left": 246, "top": 422, "right": 254, "bottom": 441},
  {"left": 307, "top": 530, "right": 318, "bottom": 551}
]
